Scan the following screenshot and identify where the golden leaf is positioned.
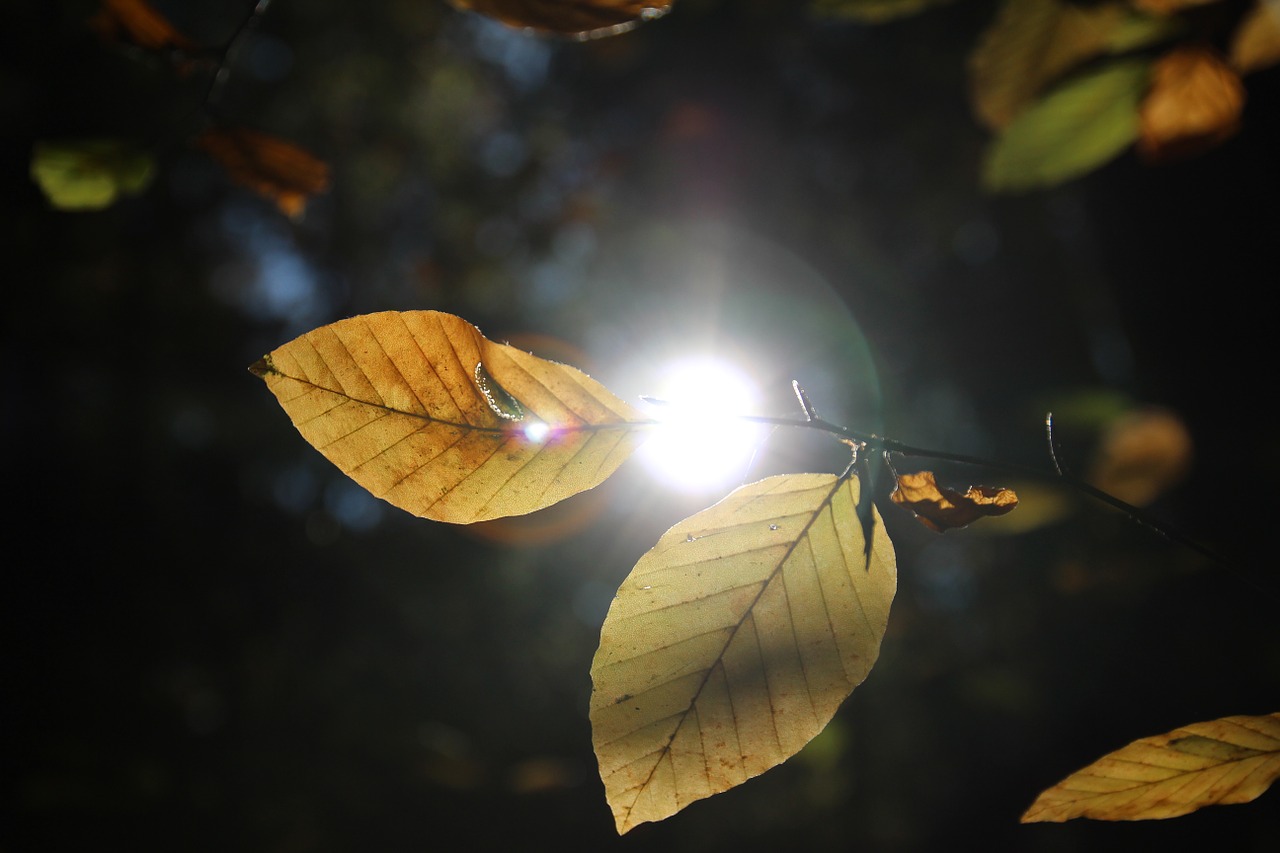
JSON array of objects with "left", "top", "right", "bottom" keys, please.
[
  {"left": 590, "top": 473, "right": 896, "bottom": 833},
  {"left": 1131, "top": 0, "right": 1219, "bottom": 15},
  {"left": 251, "top": 311, "right": 647, "bottom": 523},
  {"left": 969, "top": 0, "right": 1177, "bottom": 130},
  {"left": 449, "top": 0, "right": 672, "bottom": 38},
  {"left": 1087, "top": 407, "right": 1192, "bottom": 507},
  {"left": 1022, "top": 712, "right": 1280, "bottom": 822},
  {"left": 889, "top": 470, "right": 1018, "bottom": 532},
  {"left": 89, "top": 0, "right": 198, "bottom": 53},
  {"left": 1138, "top": 45, "right": 1245, "bottom": 162},
  {"left": 196, "top": 126, "right": 330, "bottom": 219},
  {"left": 1231, "top": 2, "right": 1280, "bottom": 75}
]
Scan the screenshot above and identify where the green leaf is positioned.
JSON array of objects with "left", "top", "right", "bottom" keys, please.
[
  {"left": 982, "top": 59, "right": 1151, "bottom": 192},
  {"left": 590, "top": 473, "right": 897, "bottom": 833},
  {"left": 30, "top": 139, "right": 155, "bottom": 211}
]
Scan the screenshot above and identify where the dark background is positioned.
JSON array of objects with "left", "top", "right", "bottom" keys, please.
[{"left": 6, "top": 1, "right": 1278, "bottom": 850}]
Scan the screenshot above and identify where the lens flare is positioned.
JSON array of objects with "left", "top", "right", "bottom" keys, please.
[{"left": 638, "top": 356, "right": 766, "bottom": 492}]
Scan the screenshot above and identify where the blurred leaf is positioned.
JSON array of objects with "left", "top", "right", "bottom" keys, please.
[
  {"left": 30, "top": 139, "right": 155, "bottom": 211},
  {"left": 1231, "top": 2, "right": 1280, "bottom": 75},
  {"left": 1022, "top": 712, "right": 1280, "bottom": 822},
  {"left": 970, "top": 0, "right": 1176, "bottom": 130},
  {"left": 889, "top": 470, "right": 1018, "bottom": 532},
  {"left": 591, "top": 473, "right": 896, "bottom": 833},
  {"left": 251, "top": 311, "right": 647, "bottom": 523},
  {"left": 1138, "top": 45, "right": 1244, "bottom": 161},
  {"left": 1087, "top": 406, "right": 1191, "bottom": 507},
  {"left": 88, "top": 0, "right": 199, "bottom": 53},
  {"left": 196, "top": 126, "right": 330, "bottom": 219},
  {"left": 448, "top": 0, "right": 672, "bottom": 38},
  {"left": 1131, "top": 0, "right": 1220, "bottom": 15},
  {"left": 982, "top": 58, "right": 1151, "bottom": 192},
  {"left": 809, "top": 0, "right": 953, "bottom": 23}
]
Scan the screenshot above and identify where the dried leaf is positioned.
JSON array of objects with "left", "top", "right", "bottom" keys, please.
[
  {"left": 969, "top": 0, "right": 1178, "bottom": 130},
  {"left": 1087, "top": 407, "right": 1192, "bottom": 507},
  {"left": 196, "top": 126, "right": 330, "bottom": 219},
  {"left": 30, "top": 139, "right": 155, "bottom": 211},
  {"left": 590, "top": 473, "right": 896, "bottom": 833},
  {"left": 982, "top": 58, "right": 1151, "bottom": 192},
  {"left": 1022, "top": 712, "right": 1280, "bottom": 822},
  {"left": 1231, "top": 2, "right": 1280, "bottom": 75},
  {"left": 889, "top": 470, "right": 1017, "bottom": 532},
  {"left": 809, "top": 0, "right": 953, "bottom": 24},
  {"left": 1138, "top": 45, "right": 1244, "bottom": 162},
  {"left": 449, "top": 0, "right": 672, "bottom": 38},
  {"left": 251, "top": 311, "right": 647, "bottom": 523},
  {"left": 89, "top": 0, "right": 198, "bottom": 53}
]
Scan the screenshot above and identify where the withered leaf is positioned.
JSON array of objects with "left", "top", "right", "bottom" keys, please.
[
  {"left": 1023, "top": 712, "right": 1280, "bottom": 822},
  {"left": 1087, "top": 407, "right": 1192, "bottom": 507},
  {"left": 196, "top": 126, "right": 330, "bottom": 219},
  {"left": 1131, "top": 0, "right": 1220, "bottom": 15},
  {"left": 89, "top": 0, "right": 198, "bottom": 54},
  {"left": 889, "top": 470, "right": 1017, "bottom": 532},
  {"left": 251, "top": 311, "right": 647, "bottom": 523},
  {"left": 449, "top": 0, "right": 672, "bottom": 38},
  {"left": 1138, "top": 45, "right": 1245, "bottom": 162}
]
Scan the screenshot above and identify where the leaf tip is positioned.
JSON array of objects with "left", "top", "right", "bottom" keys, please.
[{"left": 248, "top": 355, "right": 276, "bottom": 379}]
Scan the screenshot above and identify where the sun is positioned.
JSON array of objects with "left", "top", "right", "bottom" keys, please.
[{"left": 636, "top": 355, "right": 768, "bottom": 493}]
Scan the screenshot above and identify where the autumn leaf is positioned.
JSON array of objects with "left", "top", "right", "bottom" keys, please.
[
  {"left": 1022, "top": 712, "right": 1280, "bottom": 822},
  {"left": 1087, "top": 407, "right": 1191, "bottom": 507},
  {"left": 1131, "top": 0, "right": 1220, "bottom": 15},
  {"left": 89, "top": 0, "right": 199, "bottom": 54},
  {"left": 1138, "top": 45, "right": 1244, "bottom": 161},
  {"left": 30, "top": 139, "right": 155, "bottom": 211},
  {"left": 1231, "top": 2, "right": 1280, "bottom": 75},
  {"left": 590, "top": 473, "right": 896, "bottom": 833},
  {"left": 448, "top": 0, "right": 672, "bottom": 38},
  {"left": 889, "top": 470, "right": 1017, "bottom": 532},
  {"left": 969, "top": 0, "right": 1178, "bottom": 130},
  {"left": 982, "top": 58, "right": 1151, "bottom": 192},
  {"left": 196, "top": 126, "right": 330, "bottom": 219},
  {"left": 808, "top": 0, "right": 953, "bottom": 24},
  {"left": 251, "top": 311, "right": 648, "bottom": 523}
]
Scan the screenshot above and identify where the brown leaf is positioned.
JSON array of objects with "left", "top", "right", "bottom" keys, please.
[
  {"left": 1231, "top": 2, "right": 1280, "bottom": 75},
  {"left": 196, "top": 127, "right": 330, "bottom": 219},
  {"left": 89, "top": 0, "right": 198, "bottom": 53},
  {"left": 1088, "top": 407, "right": 1191, "bottom": 507},
  {"left": 1131, "top": 0, "right": 1220, "bottom": 15},
  {"left": 1138, "top": 45, "right": 1245, "bottom": 162},
  {"left": 889, "top": 470, "right": 1018, "bottom": 532},
  {"left": 449, "top": 0, "right": 672, "bottom": 38},
  {"left": 1022, "top": 712, "right": 1280, "bottom": 822}
]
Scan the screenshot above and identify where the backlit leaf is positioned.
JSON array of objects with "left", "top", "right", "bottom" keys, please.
[
  {"left": 1138, "top": 45, "right": 1244, "bottom": 161},
  {"left": 590, "top": 473, "right": 896, "bottom": 833},
  {"left": 449, "top": 0, "right": 672, "bottom": 38},
  {"left": 251, "top": 311, "right": 647, "bottom": 523},
  {"left": 30, "top": 139, "right": 155, "bottom": 211},
  {"left": 1132, "top": 0, "right": 1220, "bottom": 14},
  {"left": 982, "top": 58, "right": 1151, "bottom": 192},
  {"left": 889, "top": 470, "right": 1018, "bottom": 532},
  {"left": 89, "top": 0, "right": 198, "bottom": 53},
  {"left": 196, "top": 126, "right": 331, "bottom": 219},
  {"left": 1087, "top": 407, "right": 1192, "bottom": 507},
  {"left": 1022, "top": 712, "right": 1280, "bottom": 822},
  {"left": 1231, "top": 2, "right": 1280, "bottom": 75},
  {"left": 808, "top": 0, "right": 953, "bottom": 24},
  {"left": 969, "top": 0, "right": 1176, "bottom": 130}
]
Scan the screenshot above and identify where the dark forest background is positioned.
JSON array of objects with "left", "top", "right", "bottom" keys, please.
[{"left": 6, "top": 1, "right": 1279, "bottom": 850}]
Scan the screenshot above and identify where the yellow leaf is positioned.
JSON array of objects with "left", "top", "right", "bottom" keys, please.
[
  {"left": 969, "top": 0, "right": 1177, "bottom": 130},
  {"left": 1022, "top": 712, "right": 1280, "bottom": 822},
  {"left": 448, "top": 0, "right": 672, "bottom": 38},
  {"left": 251, "top": 311, "right": 647, "bottom": 523},
  {"left": 590, "top": 473, "right": 896, "bottom": 833},
  {"left": 1231, "top": 2, "right": 1280, "bottom": 75},
  {"left": 1138, "top": 45, "right": 1245, "bottom": 162},
  {"left": 889, "top": 470, "right": 1018, "bottom": 532}
]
